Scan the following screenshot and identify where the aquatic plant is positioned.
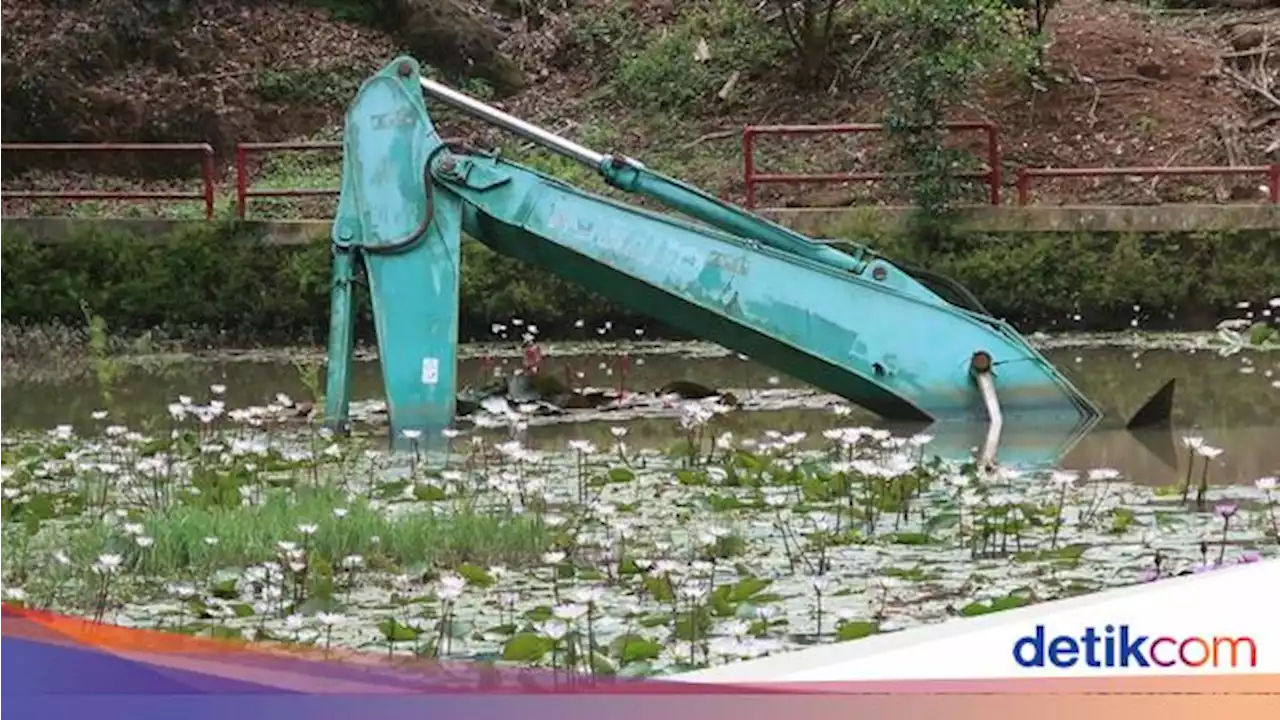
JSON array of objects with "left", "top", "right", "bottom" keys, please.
[{"left": 2, "top": 390, "right": 1277, "bottom": 678}]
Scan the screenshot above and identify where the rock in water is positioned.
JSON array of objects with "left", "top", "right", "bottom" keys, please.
[
  {"left": 480, "top": 395, "right": 514, "bottom": 417},
  {"left": 560, "top": 390, "right": 613, "bottom": 409},
  {"left": 658, "top": 380, "right": 720, "bottom": 399},
  {"left": 509, "top": 371, "right": 569, "bottom": 403}
]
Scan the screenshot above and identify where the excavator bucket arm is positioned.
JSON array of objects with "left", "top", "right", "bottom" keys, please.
[{"left": 324, "top": 57, "right": 1128, "bottom": 459}]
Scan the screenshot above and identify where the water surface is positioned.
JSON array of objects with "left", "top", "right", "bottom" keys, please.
[{"left": 3, "top": 344, "right": 1276, "bottom": 484}]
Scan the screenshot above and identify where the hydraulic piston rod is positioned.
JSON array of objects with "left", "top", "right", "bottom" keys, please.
[
  {"left": 971, "top": 351, "right": 1004, "bottom": 469},
  {"left": 418, "top": 77, "right": 881, "bottom": 278},
  {"left": 419, "top": 77, "right": 606, "bottom": 168}
]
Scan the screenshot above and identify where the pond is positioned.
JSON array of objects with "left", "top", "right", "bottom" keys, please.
[
  {"left": 1, "top": 337, "right": 1276, "bottom": 679},
  {"left": 4, "top": 340, "right": 1278, "bottom": 482}
]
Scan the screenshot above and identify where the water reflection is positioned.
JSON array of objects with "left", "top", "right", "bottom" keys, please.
[{"left": 2, "top": 345, "right": 1276, "bottom": 484}]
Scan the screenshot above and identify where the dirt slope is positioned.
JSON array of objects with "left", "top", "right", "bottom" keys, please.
[{"left": 2, "top": 0, "right": 1278, "bottom": 208}]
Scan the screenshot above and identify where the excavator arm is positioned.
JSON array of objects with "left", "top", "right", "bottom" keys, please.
[{"left": 323, "top": 57, "right": 1117, "bottom": 458}]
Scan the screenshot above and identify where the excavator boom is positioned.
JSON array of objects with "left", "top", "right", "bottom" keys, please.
[{"left": 324, "top": 57, "right": 1116, "bottom": 462}]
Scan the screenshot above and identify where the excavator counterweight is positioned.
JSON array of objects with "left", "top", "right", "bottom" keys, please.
[{"left": 323, "top": 57, "right": 1164, "bottom": 465}]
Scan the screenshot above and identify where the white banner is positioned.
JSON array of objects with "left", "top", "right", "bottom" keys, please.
[{"left": 673, "top": 560, "right": 1279, "bottom": 682}]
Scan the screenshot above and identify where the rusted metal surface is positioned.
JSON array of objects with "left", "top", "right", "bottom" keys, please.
[
  {"left": 742, "top": 122, "right": 1002, "bottom": 209},
  {"left": 1, "top": 142, "right": 217, "bottom": 218},
  {"left": 1016, "top": 165, "right": 1280, "bottom": 205},
  {"left": 234, "top": 141, "right": 343, "bottom": 219}
]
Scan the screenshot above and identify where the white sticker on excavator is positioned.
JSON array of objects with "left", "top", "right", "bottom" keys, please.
[{"left": 422, "top": 357, "right": 439, "bottom": 385}]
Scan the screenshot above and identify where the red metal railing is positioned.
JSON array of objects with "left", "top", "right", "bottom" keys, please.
[
  {"left": 1016, "top": 165, "right": 1280, "bottom": 205},
  {"left": 742, "top": 122, "right": 1003, "bottom": 209},
  {"left": 5, "top": 140, "right": 1279, "bottom": 220},
  {"left": 234, "top": 141, "right": 341, "bottom": 219},
  {"left": 0, "top": 143, "right": 217, "bottom": 218}
]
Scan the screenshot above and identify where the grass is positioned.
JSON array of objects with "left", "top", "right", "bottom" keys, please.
[{"left": 121, "top": 487, "right": 548, "bottom": 576}]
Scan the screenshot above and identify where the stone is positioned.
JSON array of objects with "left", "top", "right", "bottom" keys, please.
[
  {"left": 1228, "top": 24, "right": 1267, "bottom": 52},
  {"left": 388, "top": 0, "right": 526, "bottom": 95}
]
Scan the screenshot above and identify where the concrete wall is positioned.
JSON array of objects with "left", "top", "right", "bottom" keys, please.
[{"left": 4, "top": 203, "right": 1279, "bottom": 245}]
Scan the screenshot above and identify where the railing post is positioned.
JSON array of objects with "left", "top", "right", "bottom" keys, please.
[
  {"left": 986, "top": 123, "right": 1002, "bottom": 206},
  {"left": 235, "top": 144, "right": 248, "bottom": 220},
  {"left": 1270, "top": 164, "right": 1280, "bottom": 205},
  {"left": 1016, "top": 168, "right": 1031, "bottom": 206},
  {"left": 200, "top": 146, "right": 216, "bottom": 220},
  {"left": 742, "top": 127, "right": 757, "bottom": 210}
]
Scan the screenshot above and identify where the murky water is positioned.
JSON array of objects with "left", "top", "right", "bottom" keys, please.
[{"left": 2, "top": 344, "right": 1277, "bottom": 484}]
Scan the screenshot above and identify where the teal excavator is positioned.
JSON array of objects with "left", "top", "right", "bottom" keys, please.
[{"left": 323, "top": 57, "right": 1174, "bottom": 466}]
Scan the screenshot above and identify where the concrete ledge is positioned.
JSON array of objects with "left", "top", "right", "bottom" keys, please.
[
  {"left": 0, "top": 218, "right": 330, "bottom": 245},
  {"left": 3, "top": 203, "right": 1278, "bottom": 246},
  {"left": 764, "top": 204, "right": 1280, "bottom": 235}
]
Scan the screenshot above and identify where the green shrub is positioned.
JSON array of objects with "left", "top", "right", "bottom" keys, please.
[
  {"left": 614, "top": 1, "right": 786, "bottom": 114},
  {"left": 2, "top": 220, "right": 1275, "bottom": 347}
]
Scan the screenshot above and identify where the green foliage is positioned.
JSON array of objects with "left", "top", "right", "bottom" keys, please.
[
  {"left": 2, "top": 222, "right": 1277, "bottom": 350},
  {"left": 835, "top": 620, "right": 880, "bottom": 641},
  {"left": 1004, "top": 0, "right": 1059, "bottom": 40},
  {"left": 767, "top": 0, "right": 857, "bottom": 87},
  {"left": 0, "top": 221, "right": 617, "bottom": 344},
  {"left": 614, "top": 1, "right": 786, "bottom": 113},
  {"left": 865, "top": 0, "right": 1030, "bottom": 213},
  {"left": 255, "top": 68, "right": 367, "bottom": 107},
  {"left": 22, "top": 484, "right": 549, "bottom": 577},
  {"left": 566, "top": 1, "right": 646, "bottom": 77},
  {"left": 503, "top": 632, "right": 554, "bottom": 662},
  {"left": 0, "top": 222, "right": 335, "bottom": 345}
]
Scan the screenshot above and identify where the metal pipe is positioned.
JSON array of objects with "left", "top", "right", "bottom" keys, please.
[
  {"left": 975, "top": 371, "right": 1004, "bottom": 470},
  {"left": 418, "top": 78, "right": 605, "bottom": 169}
]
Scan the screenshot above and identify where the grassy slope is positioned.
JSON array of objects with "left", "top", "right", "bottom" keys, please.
[{"left": 2, "top": 0, "right": 1279, "bottom": 220}]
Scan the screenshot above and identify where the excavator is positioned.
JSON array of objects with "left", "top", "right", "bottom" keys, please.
[{"left": 322, "top": 57, "right": 1175, "bottom": 467}]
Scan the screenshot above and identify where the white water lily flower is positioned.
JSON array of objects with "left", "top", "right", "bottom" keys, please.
[
  {"left": 552, "top": 603, "right": 588, "bottom": 622},
  {"left": 316, "top": 612, "right": 344, "bottom": 627},
  {"left": 167, "top": 582, "right": 196, "bottom": 599},
  {"left": 1196, "top": 445, "right": 1224, "bottom": 459},
  {"left": 537, "top": 619, "right": 568, "bottom": 640},
  {"left": 437, "top": 572, "right": 467, "bottom": 601},
  {"left": 1046, "top": 469, "right": 1077, "bottom": 485},
  {"left": 1256, "top": 476, "right": 1277, "bottom": 491}
]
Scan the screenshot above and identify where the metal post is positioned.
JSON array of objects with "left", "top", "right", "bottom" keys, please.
[
  {"left": 971, "top": 351, "right": 1003, "bottom": 470},
  {"left": 1270, "top": 164, "right": 1279, "bottom": 205},
  {"left": 1016, "top": 168, "right": 1031, "bottom": 206},
  {"left": 985, "top": 123, "right": 1002, "bottom": 206},
  {"left": 200, "top": 148, "right": 216, "bottom": 220},
  {"left": 418, "top": 78, "right": 605, "bottom": 169},
  {"left": 743, "top": 128, "right": 757, "bottom": 210},
  {"left": 235, "top": 145, "right": 248, "bottom": 220}
]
